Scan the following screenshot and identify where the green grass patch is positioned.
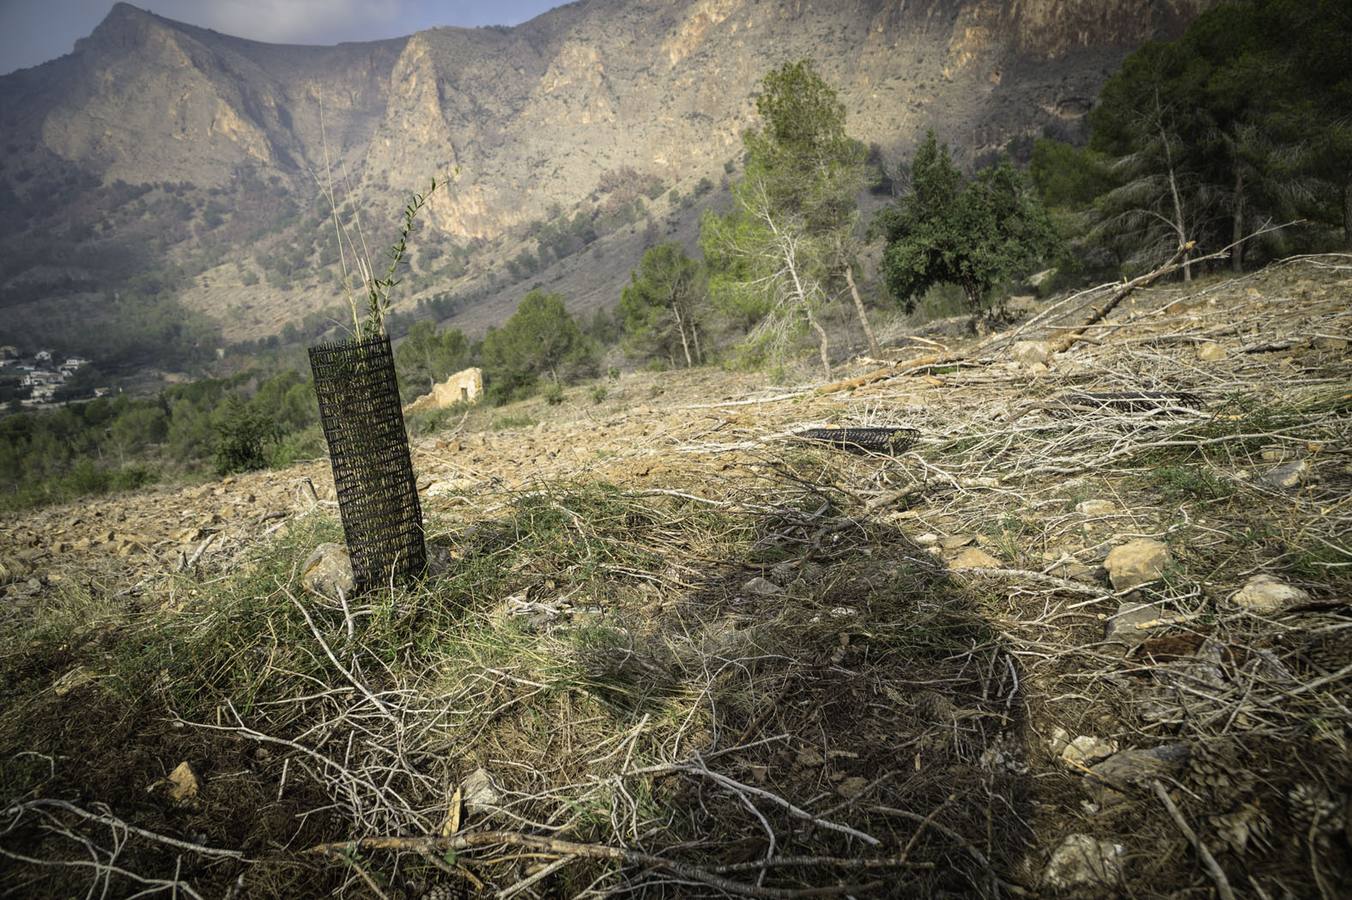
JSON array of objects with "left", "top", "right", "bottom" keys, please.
[
  {"left": 1152, "top": 464, "right": 1237, "bottom": 502},
  {"left": 490, "top": 412, "right": 538, "bottom": 431}
]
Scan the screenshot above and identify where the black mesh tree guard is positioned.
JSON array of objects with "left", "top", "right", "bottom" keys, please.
[
  {"left": 794, "top": 426, "right": 918, "bottom": 455},
  {"left": 308, "top": 334, "right": 426, "bottom": 593}
]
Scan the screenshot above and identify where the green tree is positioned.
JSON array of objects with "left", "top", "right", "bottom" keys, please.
[
  {"left": 1052, "top": 0, "right": 1352, "bottom": 273},
  {"left": 394, "top": 321, "right": 471, "bottom": 400},
  {"left": 212, "top": 395, "right": 280, "bottom": 475},
  {"left": 875, "top": 132, "right": 1059, "bottom": 326},
  {"left": 481, "top": 290, "right": 595, "bottom": 402},
  {"left": 618, "top": 243, "right": 705, "bottom": 367},
  {"left": 167, "top": 398, "right": 215, "bottom": 460},
  {"left": 1030, "top": 139, "right": 1114, "bottom": 213},
  {"left": 108, "top": 406, "right": 167, "bottom": 465},
  {"left": 702, "top": 60, "right": 870, "bottom": 376}
]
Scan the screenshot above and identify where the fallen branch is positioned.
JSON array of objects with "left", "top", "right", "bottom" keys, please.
[
  {"left": 819, "top": 222, "right": 1299, "bottom": 395},
  {"left": 2, "top": 799, "right": 244, "bottom": 859},
  {"left": 307, "top": 831, "right": 888, "bottom": 899},
  {"left": 1150, "top": 780, "right": 1236, "bottom": 900},
  {"left": 1045, "top": 241, "right": 1196, "bottom": 355}
]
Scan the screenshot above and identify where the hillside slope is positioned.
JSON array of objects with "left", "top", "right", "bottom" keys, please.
[
  {"left": 0, "top": 0, "right": 1211, "bottom": 349},
  {"left": 1, "top": 260, "right": 1348, "bottom": 897}
]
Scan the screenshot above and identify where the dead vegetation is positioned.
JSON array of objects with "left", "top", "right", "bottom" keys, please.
[{"left": 2, "top": 257, "right": 1350, "bottom": 898}]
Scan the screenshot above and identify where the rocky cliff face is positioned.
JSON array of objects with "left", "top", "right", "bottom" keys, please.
[{"left": 0, "top": 0, "right": 1211, "bottom": 346}]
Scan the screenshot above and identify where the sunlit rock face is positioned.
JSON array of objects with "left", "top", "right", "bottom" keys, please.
[{"left": 0, "top": 0, "right": 1212, "bottom": 339}]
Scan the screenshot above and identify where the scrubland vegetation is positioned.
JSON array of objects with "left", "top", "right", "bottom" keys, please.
[
  {"left": 4, "top": 0, "right": 1350, "bottom": 517},
  {"left": 2, "top": 4, "right": 1351, "bottom": 896}
]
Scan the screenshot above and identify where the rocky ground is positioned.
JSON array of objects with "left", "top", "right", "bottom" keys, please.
[{"left": 1, "top": 257, "right": 1349, "bottom": 898}]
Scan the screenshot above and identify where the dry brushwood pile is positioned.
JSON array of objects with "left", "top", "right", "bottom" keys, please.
[{"left": 1, "top": 256, "right": 1350, "bottom": 898}]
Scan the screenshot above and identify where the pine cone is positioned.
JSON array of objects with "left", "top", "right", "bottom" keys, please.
[
  {"left": 1288, "top": 783, "right": 1341, "bottom": 829},
  {"left": 1184, "top": 740, "right": 1253, "bottom": 803},
  {"left": 1210, "top": 802, "right": 1273, "bottom": 854}
]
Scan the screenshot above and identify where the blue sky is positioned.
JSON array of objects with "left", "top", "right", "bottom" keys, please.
[{"left": 0, "top": 0, "right": 567, "bottom": 75}]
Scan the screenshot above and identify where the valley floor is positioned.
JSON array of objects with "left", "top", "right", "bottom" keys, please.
[{"left": 1, "top": 258, "right": 1350, "bottom": 898}]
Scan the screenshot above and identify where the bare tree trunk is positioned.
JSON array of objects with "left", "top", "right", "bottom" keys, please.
[
  {"left": 1343, "top": 180, "right": 1352, "bottom": 250},
  {"left": 671, "top": 301, "right": 694, "bottom": 368},
  {"left": 1160, "top": 123, "right": 1191, "bottom": 282},
  {"left": 962, "top": 280, "right": 986, "bottom": 333},
  {"left": 691, "top": 322, "right": 704, "bottom": 364},
  {"left": 1232, "top": 168, "right": 1245, "bottom": 274},
  {"left": 844, "top": 265, "right": 881, "bottom": 358},
  {"left": 805, "top": 307, "right": 831, "bottom": 379}
]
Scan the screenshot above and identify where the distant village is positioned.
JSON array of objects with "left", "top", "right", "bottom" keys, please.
[{"left": 0, "top": 346, "right": 108, "bottom": 409}]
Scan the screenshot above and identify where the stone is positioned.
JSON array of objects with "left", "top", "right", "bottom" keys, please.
[
  {"left": 836, "top": 776, "right": 870, "bottom": 799},
  {"left": 459, "top": 767, "right": 499, "bottom": 812},
  {"left": 426, "top": 477, "right": 476, "bottom": 497},
  {"left": 1258, "top": 459, "right": 1307, "bottom": 491},
  {"left": 405, "top": 367, "right": 484, "bottom": 413},
  {"left": 1105, "top": 600, "right": 1180, "bottom": 645},
  {"left": 742, "top": 576, "right": 782, "bottom": 597},
  {"left": 1076, "top": 499, "right": 1116, "bottom": 517},
  {"left": 950, "top": 547, "right": 1001, "bottom": 569},
  {"left": 301, "top": 543, "right": 354, "bottom": 600},
  {"left": 1314, "top": 336, "right": 1348, "bottom": 352},
  {"left": 1088, "top": 745, "right": 1189, "bottom": 806},
  {"left": 426, "top": 541, "right": 455, "bottom": 578},
  {"left": 1197, "top": 342, "right": 1228, "bottom": 361},
  {"left": 1012, "top": 340, "right": 1052, "bottom": 367},
  {"left": 914, "top": 532, "right": 940, "bottom": 547},
  {"left": 1061, "top": 735, "right": 1118, "bottom": 767},
  {"left": 1104, "top": 539, "right": 1170, "bottom": 591},
  {"left": 939, "top": 535, "right": 973, "bottom": 550},
  {"left": 1048, "top": 727, "right": 1071, "bottom": 755},
  {"left": 168, "top": 761, "right": 200, "bottom": 803},
  {"left": 1043, "top": 834, "right": 1125, "bottom": 889},
  {"left": 1227, "top": 574, "right": 1309, "bottom": 614}
]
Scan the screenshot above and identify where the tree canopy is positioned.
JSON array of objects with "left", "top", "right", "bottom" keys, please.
[
  {"left": 481, "top": 290, "right": 595, "bottom": 403},
  {"left": 701, "top": 59, "right": 869, "bottom": 375},
  {"left": 394, "top": 320, "right": 471, "bottom": 402},
  {"left": 875, "top": 132, "right": 1058, "bottom": 323},
  {"left": 618, "top": 243, "right": 705, "bottom": 368},
  {"left": 1036, "top": 0, "right": 1352, "bottom": 273}
]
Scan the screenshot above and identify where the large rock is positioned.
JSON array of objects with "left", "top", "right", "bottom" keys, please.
[
  {"left": 1227, "top": 574, "right": 1309, "bottom": 614},
  {"left": 1061, "top": 735, "right": 1118, "bottom": 767},
  {"left": 405, "top": 368, "right": 484, "bottom": 414},
  {"left": 950, "top": 547, "right": 1001, "bottom": 569},
  {"left": 1043, "top": 834, "right": 1125, "bottom": 889},
  {"left": 1012, "top": 341, "right": 1053, "bottom": 367},
  {"left": 1104, "top": 539, "right": 1171, "bottom": 591},
  {"left": 1105, "top": 599, "right": 1180, "bottom": 645},
  {"left": 1076, "top": 499, "right": 1117, "bottom": 517},
  {"left": 1258, "top": 459, "right": 1307, "bottom": 491},
  {"left": 301, "top": 543, "right": 355, "bottom": 599}
]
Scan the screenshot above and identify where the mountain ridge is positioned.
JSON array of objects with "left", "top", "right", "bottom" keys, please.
[{"left": 0, "top": 0, "right": 1212, "bottom": 350}]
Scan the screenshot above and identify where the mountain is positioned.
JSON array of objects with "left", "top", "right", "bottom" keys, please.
[{"left": 0, "top": 0, "right": 1212, "bottom": 357}]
